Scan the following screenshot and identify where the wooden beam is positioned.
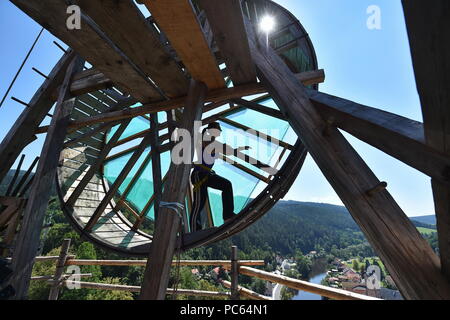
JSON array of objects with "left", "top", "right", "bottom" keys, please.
[
  {"left": 61, "top": 280, "right": 231, "bottom": 298},
  {"left": 61, "top": 83, "right": 266, "bottom": 131},
  {"left": 308, "top": 89, "right": 450, "bottom": 184},
  {"left": 150, "top": 114, "right": 163, "bottom": 220},
  {"left": 65, "top": 120, "right": 131, "bottom": 208},
  {"left": 219, "top": 116, "right": 293, "bottom": 150},
  {"left": 0, "top": 51, "right": 74, "bottom": 184},
  {"left": 9, "top": 55, "right": 85, "bottom": 299},
  {"left": 222, "top": 280, "right": 272, "bottom": 301},
  {"left": 402, "top": 0, "right": 450, "bottom": 281},
  {"left": 297, "top": 69, "right": 325, "bottom": 86},
  {"left": 70, "top": 69, "right": 112, "bottom": 96},
  {"left": 140, "top": 80, "right": 207, "bottom": 300},
  {"left": 245, "top": 17, "right": 450, "bottom": 299},
  {"left": 84, "top": 131, "right": 154, "bottom": 232},
  {"left": 231, "top": 98, "right": 286, "bottom": 120},
  {"left": 74, "top": 0, "right": 188, "bottom": 98},
  {"left": 139, "top": 0, "right": 225, "bottom": 89},
  {"left": 199, "top": 0, "right": 257, "bottom": 85},
  {"left": 239, "top": 267, "right": 378, "bottom": 301},
  {"left": 65, "top": 259, "right": 264, "bottom": 267},
  {"left": 5, "top": 154, "right": 25, "bottom": 196},
  {"left": 11, "top": 0, "right": 161, "bottom": 103}
]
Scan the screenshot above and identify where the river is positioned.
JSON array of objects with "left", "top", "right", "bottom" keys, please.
[{"left": 292, "top": 258, "right": 328, "bottom": 300}]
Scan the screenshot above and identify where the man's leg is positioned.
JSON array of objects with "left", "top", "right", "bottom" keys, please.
[
  {"left": 206, "top": 174, "right": 235, "bottom": 220},
  {"left": 190, "top": 171, "right": 208, "bottom": 232}
]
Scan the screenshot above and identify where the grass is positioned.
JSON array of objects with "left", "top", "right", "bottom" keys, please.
[{"left": 417, "top": 227, "right": 437, "bottom": 235}]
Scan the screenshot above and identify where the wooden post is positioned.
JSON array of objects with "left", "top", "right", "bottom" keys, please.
[
  {"left": 402, "top": 0, "right": 450, "bottom": 282},
  {"left": 8, "top": 55, "right": 84, "bottom": 299},
  {"left": 243, "top": 17, "right": 450, "bottom": 299},
  {"left": 150, "top": 113, "right": 163, "bottom": 221},
  {"left": 48, "top": 239, "right": 71, "bottom": 300},
  {"left": 230, "top": 246, "right": 240, "bottom": 300},
  {"left": 139, "top": 80, "right": 207, "bottom": 300}
]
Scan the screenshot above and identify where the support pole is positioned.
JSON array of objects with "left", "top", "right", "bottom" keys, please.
[
  {"left": 8, "top": 55, "right": 84, "bottom": 299},
  {"left": 139, "top": 80, "right": 207, "bottom": 300},
  {"left": 230, "top": 246, "right": 240, "bottom": 300},
  {"left": 48, "top": 239, "right": 71, "bottom": 300}
]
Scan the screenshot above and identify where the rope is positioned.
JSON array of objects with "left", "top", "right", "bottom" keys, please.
[
  {"left": 0, "top": 27, "right": 44, "bottom": 109},
  {"left": 159, "top": 201, "right": 185, "bottom": 300}
]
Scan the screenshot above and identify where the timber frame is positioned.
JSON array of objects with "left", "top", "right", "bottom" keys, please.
[{"left": 1, "top": 0, "right": 449, "bottom": 300}]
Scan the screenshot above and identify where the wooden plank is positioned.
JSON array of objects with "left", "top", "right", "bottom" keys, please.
[
  {"left": 308, "top": 89, "right": 450, "bottom": 183},
  {"left": 61, "top": 280, "right": 230, "bottom": 298},
  {"left": 9, "top": 55, "right": 85, "bottom": 299},
  {"left": 140, "top": 80, "right": 207, "bottom": 300},
  {"left": 199, "top": 0, "right": 257, "bottom": 85},
  {"left": 245, "top": 17, "right": 450, "bottom": 299},
  {"left": 74, "top": 0, "right": 188, "bottom": 98},
  {"left": 140, "top": 0, "right": 225, "bottom": 89},
  {"left": 65, "top": 83, "right": 266, "bottom": 130},
  {"left": 402, "top": 0, "right": 450, "bottom": 281},
  {"left": 297, "top": 69, "right": 325, "bottom": 86},
  {"left": 84, "top": 132, "right": 154, "bottom": 231},
  {"left": 65, "top": 259, "right": 264, "bottom": 267},
  {"left": 239, "top": 267, "right": 379, "bottom": 301},
  {"left": 0, "top": 51, "right": 74, "bottom": 184},
  {"left": 11, "top": 0, "right": 161, "bottom": 103},
  {"left": 222, "top": 280, "right": 272, "bottom": 301},
  {"left": 70, "top": 69, "right": 112, "bottom": 96}
]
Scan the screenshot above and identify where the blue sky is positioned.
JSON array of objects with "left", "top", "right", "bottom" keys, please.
[{"left": 0, "top": 1, "right": 433, "bottom": 217}]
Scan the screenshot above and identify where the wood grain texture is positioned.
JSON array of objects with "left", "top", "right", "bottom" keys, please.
[
  {"left": 74, "top": 0, "right": 188, "bottom": 98},
  {"left": 402, "top": 0, "right": 450, "bottom": 281},
  {"left": 199, "top": 0, "right": 256, "bottom": 85},
  {"left": 245, "top": 17, "right": 450, "bottom": 299},
  {"left": 11, "top": 0, "right": 160, "bottom": 103},
  {"left": 0, "top": 51, "right": 74, "bottom": 184},
  {"left": 9, "top": 55, "right": 85, "bottom": 299},
  {"left": 140, "top": 80, "right": 207, "bottom": 300},
  {"left": 308, "top": 89, "right": 450, "bottom": 183},
  {"left": 141, "top": 0, "right": 225, "bottom": 89}
]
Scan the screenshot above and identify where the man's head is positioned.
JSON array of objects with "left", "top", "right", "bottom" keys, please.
[{"left": 204, "top": 122, "right": 222, "bottom": 138}]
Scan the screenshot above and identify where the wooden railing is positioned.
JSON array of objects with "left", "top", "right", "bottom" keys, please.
[{"left": 26, "top": 240, "right": 380, "bottom": 300}]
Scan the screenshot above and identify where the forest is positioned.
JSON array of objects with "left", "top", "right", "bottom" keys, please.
[{"left": 1, "top": 170, "right": 438, "bottom": 300}]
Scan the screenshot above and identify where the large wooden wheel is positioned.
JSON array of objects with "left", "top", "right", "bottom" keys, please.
[
  {"left": 7, "top": 0, "right": 450, "bottom": 299},
  {"left": 56, "top": 0, "right": 319, "bottom": 256}
]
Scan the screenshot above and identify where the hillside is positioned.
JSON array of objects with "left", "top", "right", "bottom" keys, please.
[{"left": 411, "top": 215, "right": 436, "bottom": 226}]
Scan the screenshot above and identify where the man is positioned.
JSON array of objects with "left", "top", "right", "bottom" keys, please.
[{"left": 190, "top": 122, "right": 249, "bottom": 232}]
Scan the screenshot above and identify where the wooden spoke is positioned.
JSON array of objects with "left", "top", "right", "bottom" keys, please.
[
  {"left": 65, "top": 120, "right": 131, "bottom": 208},
  {"left": 5, "top": 154, "right": 25, "bottom": 196},
  {"left": 231, "top": 98, "right": 286, "bottom": 120},
  {"left": 84, "top": 131, "right": 154, "bottom": 232},
  {"left": 218, "top": 116, "right": 294, "bottom": 150}
]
